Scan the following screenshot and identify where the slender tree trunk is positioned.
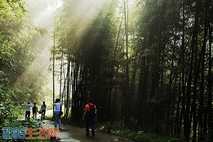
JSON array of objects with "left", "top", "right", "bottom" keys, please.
[
  {"left": 198, "top": 1, "right": 209, "bottom": 140},
  {"left": 207, "top": 0, "right": 213, "bottom": 138},
  {"left": 52, "top": 32, "right": 56, "bottom": 116},
  {"left": 123, "top": 0, "right": 130, "bottom": 126},
  {"left": 66, "top": 58, "right": 71, "bottom": 118},
  {"left": 178, "top": 0, "right": 186, "bottom": 138},
  {"left": 59, "top": 46, "right": 64, "bottom": 99}
]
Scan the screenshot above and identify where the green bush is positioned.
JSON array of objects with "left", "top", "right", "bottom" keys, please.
[{"left": 0, "top": 99, "right": 20, "bottom": 128}]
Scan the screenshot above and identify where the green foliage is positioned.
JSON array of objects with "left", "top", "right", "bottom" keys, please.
[
  {"left": 0, "top": 0, "right": 51, "bottom": 114},
  {"left": 0, "top": 99, "right": 20, "bottom": 128},
  {"left": 0, "top": 0, "right": 26, "bottom": 68},
  {"left": 0, "top": 87, "right": 20, "bottom": 127},
  {"left": 96, "top": 121, "right": 182, "bottom": 142},
  {"left": 0, "top": 13, "right": 48, "bottom": 137},
  {"left": 22, "top": 118, "right": 40, "bottom": 128}
]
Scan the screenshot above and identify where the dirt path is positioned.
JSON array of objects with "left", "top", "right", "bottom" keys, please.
[{"left": 41, "top": 120, "right": 134, "bottom": 142}]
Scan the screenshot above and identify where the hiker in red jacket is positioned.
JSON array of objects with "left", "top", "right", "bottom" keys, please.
[{"left": 82, "top": 99, "right": 97, "bottom": 137}]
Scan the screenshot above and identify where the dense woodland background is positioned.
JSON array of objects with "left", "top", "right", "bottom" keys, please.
[{"left": 0, "top": 0, "right": 213, "bottom": 141}]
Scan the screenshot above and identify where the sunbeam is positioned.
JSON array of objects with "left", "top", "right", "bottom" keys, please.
[
  {"left": 14, "top": 0, "right": 110, "bottom": 104},
  {"left": 13, "top": 0, "right": 64, "bottom": 103}
]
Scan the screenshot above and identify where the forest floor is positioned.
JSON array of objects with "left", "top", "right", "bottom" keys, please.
[{"left": 41, "top": 119, "right": 135, "bottom": 142}]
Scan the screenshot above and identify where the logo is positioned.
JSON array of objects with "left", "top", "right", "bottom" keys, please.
[{"left": 2, "top": 127, "right": 60, "bottom": 140}]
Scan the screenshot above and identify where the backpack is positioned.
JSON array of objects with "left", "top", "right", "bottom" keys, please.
[
  {"left": 33, "top": 105, "right": 37, "bottom": 112},
  {"left": 88, "top": 104, "right": 95, "bottom": 117}
]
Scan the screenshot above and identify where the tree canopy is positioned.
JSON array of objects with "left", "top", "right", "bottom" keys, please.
[
  {"left": 53, "top": 0, "right": 213, "bottom": 141},
  {"left": 0, "top": 0, "right": 50, "bottom": 119}
]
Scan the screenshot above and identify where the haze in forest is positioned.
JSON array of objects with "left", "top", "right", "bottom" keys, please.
[
  {"left": 19, "top": 0, "right": 107, "bottom": 104},
  {"left": 18, "top": 0, "right": 64, "bottom": 104},
  {"left": 19, "top": 0, "right": 107, "bottom": 100}
]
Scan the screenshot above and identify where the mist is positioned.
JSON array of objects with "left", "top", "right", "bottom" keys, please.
[
  {"left": 18, "top": 0, "right": 64, "bottom": 103},
  {"left": 20, "top": 0, "right": 108, "bottom": 104},
  {"left": 24, "top": 0, "right": 63, "bottom": 32}
]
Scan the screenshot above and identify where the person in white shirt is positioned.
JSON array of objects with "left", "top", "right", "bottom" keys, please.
[
  {"left": 25, "top": 102, "right": 32, "bottom": 119},
  {"left": 54, "top": 98, "right": 62, "bottom": 129}
]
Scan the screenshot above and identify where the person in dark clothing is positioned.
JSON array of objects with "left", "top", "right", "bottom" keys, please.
[
  {"left": 41, "top": 101, "right": 46, "bottom": 119},
  {"left": 32, "top": 103, "right": 38, "bottom": 119},
  {"left": 82, "top": 99, "right": 97, "bottom": 137}
]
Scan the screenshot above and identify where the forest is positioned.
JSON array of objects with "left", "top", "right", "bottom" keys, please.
[{"left": 0, "top": 0, "right": 213, "bottom": 142}]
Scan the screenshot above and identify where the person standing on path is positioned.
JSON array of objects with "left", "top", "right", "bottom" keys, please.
[
  {"left": 32, "top": 103, "right": 38, "bottom": 119},
  {"left": 25, "top": 102, "right": 32, "bottom": 119},
  {"left": 41, "top": 101, "right": 46, "bottom": 119},
  {"left": 54, "top": 98, "right": 62, "bottom": 129},
  {"left": 82, "top": 99, "right": 97, "bottom": 137}
]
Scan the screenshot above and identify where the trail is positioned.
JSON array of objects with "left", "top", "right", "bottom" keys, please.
[{"left": 41, "top": 119, "right": 134, "bottom": 142}]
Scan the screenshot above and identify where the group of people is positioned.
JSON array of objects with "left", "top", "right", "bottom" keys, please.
[
  {"left": 25, "top": 98, "right": 98, "bottom": 137},
  {"left": 25, "top": 101, "right": 46, "bottom": 119},
  {"left": 53, "top": 98, "right": 98, "bottom": 137}
]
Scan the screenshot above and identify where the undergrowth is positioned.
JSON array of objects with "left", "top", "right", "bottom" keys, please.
[{"left": 95, "top": 121, "right": 182, "bottom": 142}]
